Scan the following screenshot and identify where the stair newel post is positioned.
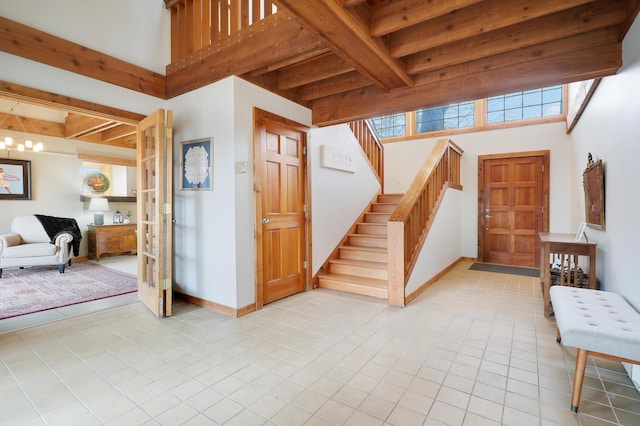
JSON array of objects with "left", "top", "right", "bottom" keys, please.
[{"left": 388, "top": 220, "right": 406, "bottom": 306}]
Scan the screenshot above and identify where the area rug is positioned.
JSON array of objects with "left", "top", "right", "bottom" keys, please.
[
  {"left": 0, "top": 262, "right": 137, "bottom": 320},
  {"left": 468, "top": 262, "right": 540, "bottom": 277}
]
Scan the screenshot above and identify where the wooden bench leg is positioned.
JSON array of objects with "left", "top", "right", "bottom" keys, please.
[{"left": 572, "top": 349, "right": 588, "bottom": 413}]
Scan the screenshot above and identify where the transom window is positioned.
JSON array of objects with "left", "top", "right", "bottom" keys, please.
[{"left": 370, "top": 85, "right": 565, "bottom": 141}]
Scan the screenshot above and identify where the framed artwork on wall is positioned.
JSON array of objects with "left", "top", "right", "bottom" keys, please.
[
  {"left": 583, "top": 154, "right": 605, "bottom": 230},
  {"left": 0, "top": 158, "right": 32, "bottom": 200},
  {"left": 180, "top": 138, "right": 212, "bottom": 190}
]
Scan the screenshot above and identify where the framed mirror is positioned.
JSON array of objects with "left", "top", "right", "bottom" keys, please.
[{"left": 583, "top": 156, "right": 605, "bottom": 230}]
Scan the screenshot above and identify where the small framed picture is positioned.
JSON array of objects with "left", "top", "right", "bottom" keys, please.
[
  {"left": 180, "top": 138, "right": 212, "bottom": 190},
  {"left": 0, "top": 158, "right": 32, "bottom": 200}
]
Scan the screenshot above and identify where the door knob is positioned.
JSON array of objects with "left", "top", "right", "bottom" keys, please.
[
  {"left": 485, "top": 215, "right": 492, "bottom": 219},
  {"left": 262, "top": 218, "right": 270, "bottom": 225}
]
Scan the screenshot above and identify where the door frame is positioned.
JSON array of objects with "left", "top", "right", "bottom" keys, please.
[
  {"left": 477, "top": 150, "right": 550, "bottom": 265},
  {"left": 253, "top": 108, "right": 312, "bottom": 311}
]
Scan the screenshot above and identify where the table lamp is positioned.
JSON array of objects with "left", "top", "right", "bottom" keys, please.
[{"left": 88, "top": 197, "right": 109, "bottom": 225}]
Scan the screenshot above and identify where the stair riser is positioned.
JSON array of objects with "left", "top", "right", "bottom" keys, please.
[
  {"left": 371, "top": 204, "right": 396, "bottom": 213},
  {"left": 378, "top": 194, "right": 403, "bottom": 204},
  {"left": 318, "top": 278, "right": 387, "bottom": 299},
  {"left": 356, "top": 223, "right": 387, "bottom": 235},
  {"left": 340, "top": 248, "right": 387, "bottom": 262},
  {"left": 329, "top": 263, "right": 388, "bottom": 280},
  {"left": 364, "top": 213, "right": 390, "bottom": 223},
  {"left": 348, "top": 235, "right": 387, "bottom": 248}
]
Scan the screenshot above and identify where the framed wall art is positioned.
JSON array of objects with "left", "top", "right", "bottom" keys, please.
[
  {"left": 180, "top": 138, "right": 212, "bottom": 190},
  {"left": 0, "top": 158, "right": 32, "bottom": 200},
  {"left": 583, "top": 154, "right": 605, "bottom": 230}
]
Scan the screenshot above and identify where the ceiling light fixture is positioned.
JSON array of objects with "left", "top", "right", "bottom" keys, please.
[{"left": 0, "top": 102, "right": 45, "bottom": 153}]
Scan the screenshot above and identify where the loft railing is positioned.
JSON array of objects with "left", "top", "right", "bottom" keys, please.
[
  {"left": 348, "top": 120, "right": 384, "bottom": 189},
  {"left": 165, "top": 0, "right": 278, "bottom": 63},
  {"left": 387, "top": 139, "right": 463, "bottom": 306}
]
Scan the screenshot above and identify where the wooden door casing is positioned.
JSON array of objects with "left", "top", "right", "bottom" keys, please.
[
  {"left": 254, "top": 109, "right": 310, "bottom": 308},
  {"left": 478, "top": 151, "right": 549, "bottom": 267}
]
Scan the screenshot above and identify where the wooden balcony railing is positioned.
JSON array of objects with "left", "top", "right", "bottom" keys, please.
[
  {"left": 166, "top": 0, "right": 278, "bottom": 63},
  {"left": 348, "top": 120, "right": 384, "bottom": 189},
  {"left": 387, "top": 139, "right": 463, "bottom": 306}
]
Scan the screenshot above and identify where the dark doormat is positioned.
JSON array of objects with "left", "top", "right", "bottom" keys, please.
[{"left": 469, "top": 262, "right": 540, "bottom": 277}]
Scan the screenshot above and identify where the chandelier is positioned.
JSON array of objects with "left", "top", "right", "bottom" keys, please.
[{"left": 0, "top": 102, "right": 45, "bottom": 153}]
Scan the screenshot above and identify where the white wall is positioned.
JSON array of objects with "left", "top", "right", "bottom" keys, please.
[
  {"left": 384, "top": 122, "right": 573, "bottom": 259},
  {"left": 309, "top": 125, "right": 381, "bottom": 274},
  {"left": 0, "top": 0, "right": 170, "bottom": 74},
  {"left": 169, "top": 77, "right": 311, "bottom": 309},
  {"left": 569, "top": 15, "right": 640, "bottom": 309},
  {"left": 405, "top": 188, "right": 462, "bottom": 295}
]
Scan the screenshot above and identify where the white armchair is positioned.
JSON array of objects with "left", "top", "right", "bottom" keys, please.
[{"left": 0, "top": 216, "right": 78, "bottom": 278}]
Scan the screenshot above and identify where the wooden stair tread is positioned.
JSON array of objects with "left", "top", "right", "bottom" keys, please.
[
  {"left": 329, "top": 258, "right": 388, "bottom": 269},
  {"left": 318, "top": 273, "right": 387, "bottom": 288},
  {"left": 340, "top": 246, "right": 387, "bottom": 253}
]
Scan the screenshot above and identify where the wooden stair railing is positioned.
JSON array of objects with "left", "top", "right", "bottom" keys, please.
[
  {"left": 387, "top": 139, "right": 464, "bottom": 307},
  {"left": 348, "top": 120, "right": 384, "bottom": 188},
  {"left": 165, "top": 0, "right": 278, "bottom": 64}
]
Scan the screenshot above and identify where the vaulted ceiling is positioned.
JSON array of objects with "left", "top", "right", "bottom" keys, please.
[{"left": 1, "top": 0, "right": 638, "bottom": 148}]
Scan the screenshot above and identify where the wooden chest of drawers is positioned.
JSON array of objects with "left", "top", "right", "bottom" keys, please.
[{"left": 88, "top": 224, "right": 137, "bottom": 261}]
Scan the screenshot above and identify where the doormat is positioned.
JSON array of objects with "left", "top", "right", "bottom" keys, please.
[
  {"left": 0, "top": 262, "right": 137, "bottom": 320},
  {"left": 469, "top": 263, "right": 540, "bottom": 277}
]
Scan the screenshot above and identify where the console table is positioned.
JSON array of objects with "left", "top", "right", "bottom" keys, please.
[
  {"left": 88, "top": 224, "right": 137, "bottom": 261},
  {"left": 539, "top": 232, "right": 597, "bottom": 317}
]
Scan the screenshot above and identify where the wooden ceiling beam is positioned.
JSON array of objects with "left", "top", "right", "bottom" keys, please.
[
  {"left": 165, "top": 13, "right": 324, "bottom": 98},
  {"left": 274, "top": 0, "right": 413, "bottom": 91},
  {"left": 297, "top": 71, "right": 372, "bottom": 101},
  {"left": 311, "top": 41, "right": 621, "bottom": 126},
  {"left": 0, "top": 81, "right": 146, "bottom": 125},
  {"left": 0, "top": 113, "right": 65, "bottom": 138},
  {"left": 100, "top": 124, "right": 136, "bottom": 142},
  {"left": 369, "top": 0, "right": 483, "bottom": 37},
  {"left": 414, "top": 28, "right": 620, "bottom": 87},
  {"left": 388, "top": 0, "right": 598, "bottom": 58},
  {"left": 249, "top": 47, "right": 331, "bottom": 77},
  {"left": 278, "top": 53, "right": 355, "bottom": 90},
  {"left": 406, "top": 1, "right": 627, "bottom": 75},
  {"left": 64, "top": 113, "right": 115, "bottom": 138},
  {"left": 0, "top": 17, "right": 165, "bottom": 99}
]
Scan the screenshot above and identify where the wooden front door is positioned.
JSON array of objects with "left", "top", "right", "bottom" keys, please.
[
  {"left": 136, "top": 109, "right": 173, "bottom": 317},
  {"left": 254, "top": 109, "right": 309, "bottom": 306},
  {"left": 479, "top": 151, "right": 549, "bottom": 267}
]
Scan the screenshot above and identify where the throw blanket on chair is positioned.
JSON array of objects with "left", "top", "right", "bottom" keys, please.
[{"left": 35, "top": 214, "right": 82, "bottom": 256}]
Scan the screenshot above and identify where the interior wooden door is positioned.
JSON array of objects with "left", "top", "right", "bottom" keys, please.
[
  {"left": 136, "top": 109, "right": 173, "bottom": 317},
  {"left": 254, "top": 109, "right": 308, "bottom": 306},
  {"left": 480, "top": 152, "right": 548, "bottom": 267}
]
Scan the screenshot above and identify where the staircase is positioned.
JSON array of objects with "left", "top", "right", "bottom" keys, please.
[{"left": 317, "top": 193, "right": 402, "bottom": 299}]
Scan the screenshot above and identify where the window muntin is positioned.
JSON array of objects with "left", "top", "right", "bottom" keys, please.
[
  {"left": 415, "top": 101, "right": 474, "bottom": 133},
  {"left": 370, "top": 113, "right": 406, "bottom": 138},
  {"left": 487, "top": 85, "right": 563, "bottom": 124}
]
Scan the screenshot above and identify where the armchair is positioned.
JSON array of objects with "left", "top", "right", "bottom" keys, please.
[{"left": 0, "top": 216, "right": 78, "bottom": 278}]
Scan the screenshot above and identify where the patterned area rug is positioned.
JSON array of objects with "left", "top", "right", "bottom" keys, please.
[{"left": 0, "top": 262, "right": 137, "bottom": 320}]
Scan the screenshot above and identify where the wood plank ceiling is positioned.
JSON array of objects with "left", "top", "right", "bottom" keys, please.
[
  {"left": 165, "top": 0, "right": 640, "bottom": 125},
  {"left": 1, "top": 0, "right": 638, "bottom": 148}
]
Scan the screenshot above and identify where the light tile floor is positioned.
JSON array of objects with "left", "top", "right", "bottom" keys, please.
[{"left": 1, "top": 260, "right": 639, "bottom": 425}]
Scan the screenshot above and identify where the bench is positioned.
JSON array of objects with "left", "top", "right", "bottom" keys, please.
[{"left": 550, "top": 285, "right": 640, "bottom": 412}]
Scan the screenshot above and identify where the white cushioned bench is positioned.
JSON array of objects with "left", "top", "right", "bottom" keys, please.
[{"left": 550, "top": 285, "right": 640, "bottom": 412}]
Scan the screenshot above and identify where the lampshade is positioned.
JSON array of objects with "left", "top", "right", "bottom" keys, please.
[
  {"left": 88, "top": 197, "right": 109, "bottom": 225},
  {"left": 88, "top": 197, "right": 109, "bottom": 212}
]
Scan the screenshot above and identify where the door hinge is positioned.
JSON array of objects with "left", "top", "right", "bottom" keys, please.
[
  {"left": 303, "top": 146, "right": 307, "bottom": 155},
  {"left": 303, "top": 204, "right": 307, "bottom": 213},
  {"left": 160, "top": 203, "right": 172, "bottom": 214},
  {"left": 159, "top": 278, "right": 172, "bottom": 290},
  {"left": 161, "top": 127, "right": 172, "bottom": 139},
  {"left": 304, "top": 260, "right": 307, "bottom": 269},
  {"left": 542, "top": 164, "right": 545, "bottom": 172}
]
